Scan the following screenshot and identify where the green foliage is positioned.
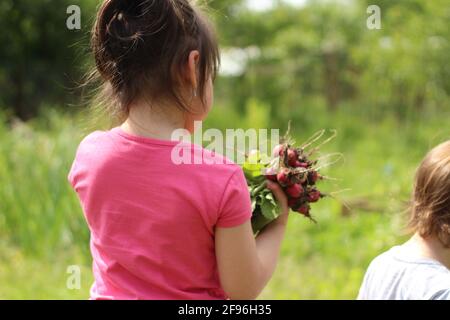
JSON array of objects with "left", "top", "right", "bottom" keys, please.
[
  {"left": 0, "top": 0, "right": 96, "bottom": 119},
  {"left": 214, "top": 0, "right": 450, "bottom": 119},
  {"left": 0, "top": 108, "right": 89, "bottom": 258},
  {"left": 243, "top": 151, "right": 280, "bottom": 233},
  {"left": 0, "top": 242, "right": 92, "bottom": 299},
  {"left": 1, "top": 0, "right": 448, "bottom": 121}
]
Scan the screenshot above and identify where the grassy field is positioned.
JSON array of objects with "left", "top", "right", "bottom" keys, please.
[{"left": 0, "top": 106, "right": 448, "bottom": 299}]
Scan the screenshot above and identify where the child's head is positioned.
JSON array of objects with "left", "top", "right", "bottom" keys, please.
[
  {"left": 91, "top": 0, "right": 219, "bottom": 124},
  {"left": 409, "top": 141, "right": 450, "bottom": 248}
]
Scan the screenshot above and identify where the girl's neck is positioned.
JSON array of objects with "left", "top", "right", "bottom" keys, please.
[
  {"left": 406, "top": 233, "right": 450, "bottom": 269},
  {"left": 121, "top": 100, "right": 186, "bottom": 141}
]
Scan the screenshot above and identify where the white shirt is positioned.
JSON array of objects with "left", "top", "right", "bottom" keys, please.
[{"left": 358, "top": 245, "right": 450, "bottom": 300}]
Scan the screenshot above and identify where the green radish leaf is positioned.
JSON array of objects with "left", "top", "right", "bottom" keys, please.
[
  {"left": 260, "top": 198, "right": 278, "bottom": 220},
  {"left": 263, "top": 190, "right": 277, "bottom": 207},
  {"left": 243, "top": 163, "right": 264, "bottom": 178},
  {"left": 247, "top": 150, "right": 261, "bottom": 164},
  {"left": 243, "top": 151, "right": 270, "bottom": 179}
]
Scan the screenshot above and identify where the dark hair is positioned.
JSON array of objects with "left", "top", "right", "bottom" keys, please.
[{"left": 90, "top": 0, "right": 219, "bottom": 123}]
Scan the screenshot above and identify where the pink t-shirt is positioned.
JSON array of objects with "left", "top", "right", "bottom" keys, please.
[{"left": 68, "top": 127, "right": 252, "bottom": 300}]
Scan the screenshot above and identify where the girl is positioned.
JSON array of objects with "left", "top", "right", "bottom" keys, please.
[
  {"left": 68, "top": 0, "right": 289, "bottom": 300},
  {"left": 358, "top": 141, "right": 450, "bottom": 300}
]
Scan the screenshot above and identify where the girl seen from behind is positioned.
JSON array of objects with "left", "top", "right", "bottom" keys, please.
[{"left": 68, "top": 0, "right": 290, "bottom": 300}]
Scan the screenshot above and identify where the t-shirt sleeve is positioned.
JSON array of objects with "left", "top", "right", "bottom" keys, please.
[
  {"left": 67, "top": 131, "right": 102, "bottom": 190},
  {"left": 430, "top": 288, "right": 450, "bottom": 300},
  {"left": 67, "top": 157, "right": 78, "bottom": 189},
  {"left": 356, "top": 274, "right": 369, "bottom": 300},
  {"left": 216, "top": 167, "right": 252, "bottom": 228}
]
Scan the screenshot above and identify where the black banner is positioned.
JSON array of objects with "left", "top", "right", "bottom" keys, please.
[{"left": 0, "top": 300, "right": 446, "bottom": 319}]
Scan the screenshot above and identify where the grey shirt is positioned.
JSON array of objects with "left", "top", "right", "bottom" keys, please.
[{"left": 358, "top": 245, "right": 450, "bottom": 300}]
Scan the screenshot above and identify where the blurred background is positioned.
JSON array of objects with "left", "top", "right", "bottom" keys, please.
[{"left": 0, "top": 0, "right": 449, "bottom": 299}]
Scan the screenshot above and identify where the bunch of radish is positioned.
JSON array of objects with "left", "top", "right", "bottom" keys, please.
[
  {"left": 265, "top": 144, "right": 324, "bottom": 221},
  {"left": 243, "top": 128, "right": 337, "bottom": 234}
]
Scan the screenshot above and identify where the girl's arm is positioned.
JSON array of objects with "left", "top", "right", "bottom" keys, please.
[{"left": 215, "top": 181, "right": 289, "bottom": 300}]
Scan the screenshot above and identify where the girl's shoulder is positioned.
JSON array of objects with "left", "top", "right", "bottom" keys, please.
[
  {"left": 73, "top": 129, "right": 115, "bottom": 158},
  {"left": 359, "top": 245, "right": 450, "bottom": 300},
  {"left": 74, "top": 128, "right": 246, "bottom": 182},
  {"left": 76, "top": 129, "right": 109, "bottom": 148}
]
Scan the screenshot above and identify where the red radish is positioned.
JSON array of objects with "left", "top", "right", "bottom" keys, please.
[
  {"left": 308, "top": 170, "right": 320, "bottom": 184},
  {"left": 287, "top": 148, "right": 298, "bottom": 166},
  {"left": 265, "top": 167, "right": 278, "bottom": 181},
  {"left": 286, "top": 183, "right": 304, "bottom": 198},
  {"left": 297, "top": 204, "right": 310, "bottom": 215},
  {"left": 288, "top": 197, "right": 298, "bottom": 207},
  {"left": 294, "top": 161, "right": 309, "bottom": 168},
  {"left": 308, "top": 190, "right": 321, "bottom": 203},
  {"left": 276, "top": 168, "right": 290, "bottom": 185},
  {"left": 272, "top": 145, "right": 284, "bottom": 157},
  {"left": 266, "top": 166, "right": 277, "bottom": 175}
]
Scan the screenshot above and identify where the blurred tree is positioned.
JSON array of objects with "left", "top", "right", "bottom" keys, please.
[
  {"left": 214, "top": 0, "right": 449, "bottom": 121},
  {"left": 354, "top": 0, "right": 450, "bottom": 119},
  {"left": 0, "top": 0, "right": 95, "bottom": 120},
  {"left": 0, "top": 0, "right": 448, "bottom": 122}
]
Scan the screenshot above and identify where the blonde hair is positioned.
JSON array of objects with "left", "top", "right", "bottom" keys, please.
[{"left": 409, "top": 140, "right": 450, "bottom": 248}]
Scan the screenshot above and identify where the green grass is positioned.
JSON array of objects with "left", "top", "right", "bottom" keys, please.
[
  {"left": 0, "top": 106, "right": 448, "bottom": 299},
  {"left": 0, "top": 242, "right": 93, "bottom": 299}
]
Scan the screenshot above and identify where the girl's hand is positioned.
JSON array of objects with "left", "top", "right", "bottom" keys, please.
[{"left": 266, "top": 180, "right": 289, "bottom": 226}]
